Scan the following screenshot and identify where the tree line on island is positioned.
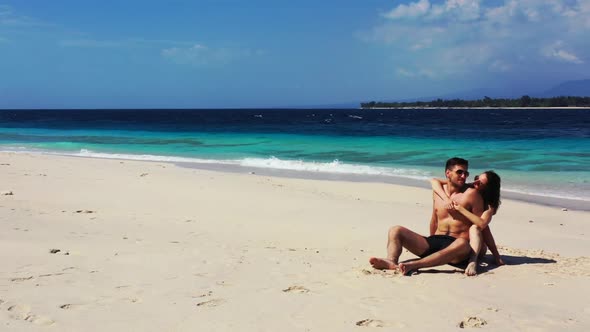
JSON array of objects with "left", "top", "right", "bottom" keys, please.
[{"left": 361, "top": 96, "right": 590, "bottom": 108}]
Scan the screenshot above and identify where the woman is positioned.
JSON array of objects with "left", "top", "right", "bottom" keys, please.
[{"left": 430, "top": 171, "right": 504, "bottom": 276}]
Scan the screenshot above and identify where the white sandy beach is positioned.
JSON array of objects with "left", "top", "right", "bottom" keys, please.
[{"left": 1, "top": 152, "right": 589, "bottom": 331}]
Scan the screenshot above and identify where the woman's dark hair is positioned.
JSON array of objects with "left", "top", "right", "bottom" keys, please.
[{"left": 480, "top": 170, "right": 501, "bottom": 213}]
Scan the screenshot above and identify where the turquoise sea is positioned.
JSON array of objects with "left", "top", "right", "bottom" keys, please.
[{"left": 1, "top": 108, "right": 588, "bottom": 209}]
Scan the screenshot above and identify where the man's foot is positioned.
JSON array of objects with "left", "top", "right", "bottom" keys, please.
[
  {"left": 369, "top": 257, "right": 397, "bottom": 270},
  {"left": 464, "top": 261, "right": 478, "bottom": 276}
]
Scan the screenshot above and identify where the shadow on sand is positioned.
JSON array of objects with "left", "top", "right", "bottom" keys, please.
[
  {"left": 478, "top": 254, "right": 557, "bottom": 274},
  {"left": 405, "top": 254, "right": 557, "bottom": 276},
  {"left": 501, "top": 255, "right": 557, "bottom": 266}
]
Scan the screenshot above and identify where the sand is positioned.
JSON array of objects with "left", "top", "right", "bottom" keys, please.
[{"left": 1, "top": 152, "right": 589, "bottom": 331}]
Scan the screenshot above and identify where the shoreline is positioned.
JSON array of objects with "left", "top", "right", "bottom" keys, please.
[
  {"left": 2, "top": 151, "right": 587, "bottom": 211},
  {"left": 173, "top": 161, "right": 589, "bottom": 211}
]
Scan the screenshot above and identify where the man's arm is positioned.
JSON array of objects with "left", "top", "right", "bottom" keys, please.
[{"left": 429, "top": 192, "right": 438, "bottom": 236}]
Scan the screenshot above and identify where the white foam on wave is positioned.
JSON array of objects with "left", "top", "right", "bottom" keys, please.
[
  {"left": 72, "top": 150, "right": 431, "bottom": 180},
  {"left": 501, "top": 186, "right": 590, "bottom": 202},
  {"left": 3, "top": 147, "right": 431, "bottom": 180},
  {"left": 0, "top": 145, "right": 30, "bottom": 151},
  {"left": 0, "top": 146, "right": 233, "bottom": 165},
  {"left": 74, "top": 149, "right": 239, "bottom": 165},
  {"left": 239, "top": 156, "right": 429, "bottom": 179}
]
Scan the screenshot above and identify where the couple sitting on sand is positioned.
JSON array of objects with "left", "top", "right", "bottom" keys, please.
[{"left": 369, "top": 157, "right": 503, "bottom": 276}]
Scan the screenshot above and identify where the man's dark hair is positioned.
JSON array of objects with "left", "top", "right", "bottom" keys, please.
[{"left": 445, "top": 157, "right": 468, "bottom": 170}]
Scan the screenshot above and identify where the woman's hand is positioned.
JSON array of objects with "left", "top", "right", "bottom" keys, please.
[
  {"left": 443, "top": 198, "right": 454, "bottom": 210},
  {"left": 451, "top": 200, "right": 465, "bottom": 212}
]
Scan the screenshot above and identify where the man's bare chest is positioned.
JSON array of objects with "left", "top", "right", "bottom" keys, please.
[{"left": 435, "top": 192, "right": 471, "bottom": 225}]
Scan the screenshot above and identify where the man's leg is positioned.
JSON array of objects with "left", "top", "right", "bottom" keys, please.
[
  {"left": 398, "top": 238, "right": 470, "bottom": 275},
  {"left": 369, "top": 226, "right": 430, "bottom": 270},
  {"left": 465, "top": 225, "right": 484, "bottom": 276}
]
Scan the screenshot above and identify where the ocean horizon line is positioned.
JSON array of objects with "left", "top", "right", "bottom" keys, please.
[{"left": 2, "top": 106, "right": 590, "bottom": 111}]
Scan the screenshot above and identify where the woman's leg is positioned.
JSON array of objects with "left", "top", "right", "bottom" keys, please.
[{"left": 465, "top": 224, "right": 484, "bottom": 276}]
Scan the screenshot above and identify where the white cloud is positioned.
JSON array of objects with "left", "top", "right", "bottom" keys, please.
[
  {"left": 489, "top": 60, "right": 511, "bottom": 72},
  {"left": 543, "top": 41, "right": 583, "bottom": 64},
  {"left": 484, "top": 0, "right": 518, "bottom": 23},
  {"left": 441, "top": 43, "right": 492, "bottom": 66},
  {"left": 569, "top": 0, "right": 590, "bottom": 28},
  {"left": 161, "top": 44, "right": 259, "bottom": 67},
  {"left": 552, "top": 49, "right": 582, "bottom": 63},
  {"left": 360, "top": 24, "right": 446, "bottom": 45},
  {"left": 0, "top": 4, "right": 44, "bottom": 27},
  {"left": 60, "top": 39, "right": 122, "bottom": 48},
  {"left": 484, "top": 0, "right": 590, "bottom": 25},
  {"left": 130, "top": 38, "right": 194, "bottom": 47},
  {"left": 396, "top": 68, "right": 415, "bottom": 77},
  {"left": 59, "top": 38, "right": 196, "bottom": 49},
  {"left": 57, "top": 35, "right": 261, "bottom": 68},
  {"left": 383, "top": 0, "right": 431, "bottom": 19},
  {"left": 383, "top": 0, "right": 482, "bottom": 22},
  {"left": 410, "top": 38, "right": 433, "bottom": 50},
  {"left": 57, "top": 38, "right": 260, "bottom": 67},
  {"left": 396, "top": 67, "right": 436, "bottom": 78},
  {"left": 162, "top": 44, "right": 208, "bottom": 59},
  {"left": 366, "top": 0, "right": 589, "bottom": 79},
  {"left": 0, "top": 4, "right": 13, "bottom": 18},
  {"left": 523, "top": 8, "right": 540, "bottom": 21},
  {"left": 431, "top": 0, "right": 482, "bottom": 21}
]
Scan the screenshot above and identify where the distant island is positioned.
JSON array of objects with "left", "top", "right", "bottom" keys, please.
[{"left": 361, "top": 96, "right": 590, "bottom": 109}]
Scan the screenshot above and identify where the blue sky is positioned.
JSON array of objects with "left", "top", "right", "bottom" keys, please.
[{"left": 1, "top": 0, "right": 589, "bottom": 108}]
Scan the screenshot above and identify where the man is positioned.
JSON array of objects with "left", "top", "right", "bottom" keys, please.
[{"left": 369, "top": 157, "right": 484, "bottom": 275}]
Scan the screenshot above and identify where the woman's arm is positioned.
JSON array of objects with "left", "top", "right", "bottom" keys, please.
[
  {"left": 482, "top": 226, "right": 505, "bottom": 265},
  {"left": 429, "top": 178, "right": 453, "bottom": 209},
  {"left": 451, "top": 202, "right": 495, "bottom": 230}
]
